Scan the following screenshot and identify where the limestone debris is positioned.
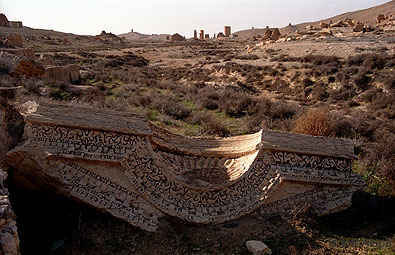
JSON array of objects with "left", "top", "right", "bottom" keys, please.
[
  {"left": 320, "top": 22, "right": 330, "bottom": 28},
  {"left": 246, "top": 240, "right": 272, "bottom": 255}
]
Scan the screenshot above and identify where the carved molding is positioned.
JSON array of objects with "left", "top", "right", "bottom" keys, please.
[{"left": 7, "top": 103, "right": 365, "bottom": 232}]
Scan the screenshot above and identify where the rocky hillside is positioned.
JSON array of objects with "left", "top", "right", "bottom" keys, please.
[{"left": 235, "top": 0, "right": 395, "bottom": 38}]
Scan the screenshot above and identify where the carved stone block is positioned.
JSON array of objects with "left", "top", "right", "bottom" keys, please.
[{"left": 7, "top": 103, "right": 364, "bottom": 232}]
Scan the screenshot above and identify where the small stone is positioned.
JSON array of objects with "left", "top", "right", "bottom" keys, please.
[{"left": 246, "top": 240, "right": 272, "bottom": 255}]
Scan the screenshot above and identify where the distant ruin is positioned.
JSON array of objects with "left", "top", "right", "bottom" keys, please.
[
  {"left": 0, "top": 13, "right": 23, "bottom": 28},
  {"left": 224, "top": 26, "right": 231, "bottom": 37},
  {"left": 199, "top": 30, "right": 204, "bottom": 39},
  {"left": 0, "top": 14, "right": 9, "bottom": 27},
  {"left": 9, "top": 21, "right": 23, "bottom": 29},
  {"left": 195, "top": 26, "right": 232, "bottom": 40},
  {"left": 171, "top": 33, "right": 185, "bottom": 42}
]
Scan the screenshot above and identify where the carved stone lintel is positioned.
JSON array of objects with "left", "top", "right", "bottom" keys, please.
[{"left": 6, "top": 102, "right": 364, "bottom": 232}]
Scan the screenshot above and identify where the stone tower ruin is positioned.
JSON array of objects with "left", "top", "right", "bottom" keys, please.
[
  {"left": 225, "top": 26, "right": 231, "bottom": 37},
  {"left": 199, "top": 30, "right": 204, "bottom": 39}
]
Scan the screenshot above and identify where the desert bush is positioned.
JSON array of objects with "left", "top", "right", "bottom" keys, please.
[
  {"left": 356, "top": 130, "right": 395, "bottom": 196},
  {"left": 46, "top": 81, "right": 78, "bottom": 101},
  {"left": 24, "top": 78, "right": 45, "bottom": 95},
  {"left": 218, "top": 90, "right": 255, "bottom": 117},
  {"left": 353, "top": 68, "right": 371, "bottom": 91},
  {"left": 150, "top": 94, "right": 191, "bottom": 120},
  {"left": 269, "top": 101, "right": 298, "bottom": 120},
  {"left": 198, "top": 87, "right": 220, "bottom": 110},
  {"left": 310, "top": 83, "right": 328, "bottom": 101},
  {"left": 104, "top": 53, "right": 148, "bottom": 68},
  {"left": 346, "top": 53, "right": 391, "bottom": 71},
  {"left": 235, "top": 54, "right": 259, "bottom": 60},
  {"left": 379, "top": 75, "right": 395, "bottom": 89},
  {"left": 330, "top": 114, "right": 354, "bottom": 138},
  {"left": 348, "top": 111, "right": 377, "bottom": 141},
  {"left": 196, "top": 112, "right": 230, "bottom": 137},
  {"left": 293, "top": 108, "right": 333, "bottom": 137},
  {"left": 298, "top": 55, "right": 340, "bottom": 66}
]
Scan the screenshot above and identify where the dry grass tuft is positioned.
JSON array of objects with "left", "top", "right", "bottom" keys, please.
[{"left": 293, "top": 108, "right": 333, "bottom": 137}]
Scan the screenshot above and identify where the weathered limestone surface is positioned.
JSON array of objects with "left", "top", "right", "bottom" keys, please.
[
  {"left": 0, "top": 169, "right": 20, "bottom": 255},
  {"left": 41, "top": 64, "right": 80, "bottom": 84},
  {"left": 246, "top": 240, "right": 272, "bottom": 255},
  {"left": 6, "top": 103, "right": 364, "bottom": 232}
]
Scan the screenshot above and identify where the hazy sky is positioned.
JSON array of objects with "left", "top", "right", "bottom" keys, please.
[{"left": 1, "top": 0, "right": 390, "bottom": 37}]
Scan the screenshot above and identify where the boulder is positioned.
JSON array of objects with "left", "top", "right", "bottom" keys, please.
[
  {"left": 353, "top": 23, "right": 364, "bottom": 32},
  {"left": 363, "top": 25, "right": 375, "bottom": 32},
  {"left": 246, "top": 241, "right": 272, "bottom": 255},
  {"left": 344, "top": 18, "right": 354, "bottom": 27},
  {"left": 330, "top": 20, "right": 345, "bottom": 28},
  {"left": 270, "top": 28, "right": 281, "bottom": 41},
  {"left": 320, "top": 28, "right": 333, "bottom": 36},
  {"left": 0, "top": 51, "right": 45, "bottom": 78},
  {"left": 262, "top": 29, "right": 272, "bottom": 40},
  {"left": 376, "top": 14, "right": 386, "bottom": 24},
  {"left": 5, "top": 34, "right": 23, "bottom": 48},
  {"left": 296, "top": 30, "right": 316, "bottom": 36},
  {"left": 320, "top": 22, "right": 330, "bottom": 28}
]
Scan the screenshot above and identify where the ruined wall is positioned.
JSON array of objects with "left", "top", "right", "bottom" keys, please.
[{"left": 9, "top": 22, "right": 23, "bottom": 29}]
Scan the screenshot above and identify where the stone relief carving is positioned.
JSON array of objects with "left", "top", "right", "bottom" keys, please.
[{"left": 7, "top": 102, "right": 364, "bottom": 232}]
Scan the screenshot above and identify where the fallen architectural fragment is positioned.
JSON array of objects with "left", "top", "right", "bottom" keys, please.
[
  {"left": 4, "top": 101, "right": 365, "bottom": 232},
  {"left": 5, "top": 34, "right": 23, "bottom": 48},
  {"left": 0, "top": 51, "right": 45, "bottom": 78}
]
